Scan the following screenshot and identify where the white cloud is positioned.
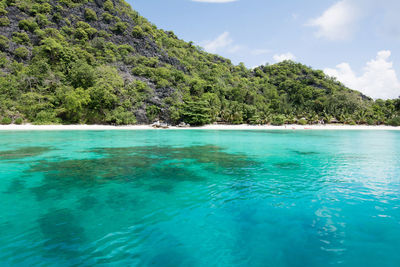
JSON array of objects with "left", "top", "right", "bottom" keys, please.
[
  {"left": 307, "top": 0, "right": 400, "bottom": 41},
  {"left": 200, "top": 33, "right": 272, "bottom": 67},
  {"left": 324, "top": 50, "right": 400, "bottom": 99},
  {"left": 227, "top": 45, "right": 242, "bottom": 53},
  {"left": 201, "top": 32, "right": 245, "bottom": 54},
  {"left": 307, "top": 0, "right": 360, "bottom": 40},
  {"left": 273, "top": 52, "right": 296, "bottom": 62},
  {"left": 202, "top": 32, "right": 233, "bottom": 53},
  {"left": 192, "top": 0, "right": 237, "bottom": 3}
]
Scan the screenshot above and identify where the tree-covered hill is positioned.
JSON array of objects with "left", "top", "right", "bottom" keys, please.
[{"left": 0, "top": 0, "right": 399, "bottom": 125}]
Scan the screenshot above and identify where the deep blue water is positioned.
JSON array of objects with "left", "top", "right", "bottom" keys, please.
[{"left": 0, "top": 130, "right": 400, "bottom": 266}]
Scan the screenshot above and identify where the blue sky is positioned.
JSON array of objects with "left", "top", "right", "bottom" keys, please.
[{"left": 129, "top": 0, "right": 400, "bottom": 99}]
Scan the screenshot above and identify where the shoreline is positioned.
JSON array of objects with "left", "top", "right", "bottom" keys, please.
[{"left": 0, "top": 124, "right": 399, "bottom": 131}]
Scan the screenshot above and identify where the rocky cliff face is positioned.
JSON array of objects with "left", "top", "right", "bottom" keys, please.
[{"left": 0, "top": 0, "right": 190, "bottom": 123}]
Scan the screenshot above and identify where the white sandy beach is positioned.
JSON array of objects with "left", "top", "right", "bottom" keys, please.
[{"left": 0, "top": 124, "right": 399, "bottom": 131}]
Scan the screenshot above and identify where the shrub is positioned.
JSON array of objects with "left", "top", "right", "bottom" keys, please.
[
  {"left": 31, "top": 3, "right": 52, "bottom": 14},
  {"left": 61, "top": 26, "right": 74, "bottom": 36},
  {"left": 12, "top": 32, "right": 30, "bottom": 45},
  {"left": 98, "top": 30, "right": 110, "bottom": 38},
  {"left": 84, "top": 8, "right": 97, "bottom": 21},
  {"left": 271, "top": 115, "right": 286, "bottom": 126},
  {"left": 19, "top": 19, "right": 39, "bottom": 32},
  {"left": 117, "top": 44, "right": 134, "bottom": 57},
  {"left": 0, "top": 17, "right": 9, "bottom": 26},
  {"left": 76, "top": 21, "right": 90, "bottom": 29},
  {"left": 387, "top": 117, "right": 400, "bottom": 126},
  {"left": 132, "top": 26, "right": 144, "bottom": 38},
  {"left": 74, "top": 28, "right": 88, "bottom": 40},
  {"left": 0, "top": 7, "right": 7, "bottom": 16},
  {"left": 85, "top": 27, "right": 97, "bottom": 38},
  {"left": 0, "top": 34, "right": 9, "bottom": 50},
  {"left": 0, "top": 52, "right": 7, "bottom": 67},
  {"left": 111, "top": 22, "right": 128, "bottom": 34},
  {"left": 36, "top": 14, "right": 49, "bottom": 27},
  {"left": 298, "top": 118, "right": 307, "bottom": 125},
  {"left": 0, "top": 117, "right": 12, "bottom": 125},
  {"left": 142, "top": 24, "right": 155, "bottom": 37},
  {"left": 74, "top": 22, "right": 97, "bottom": 39},
  {"left": 156, "top": 78, "right": 169, "bottom": 88},
  {"left": 69, "top": 60, "right": 95, "bottom": 89},
  {"left": 44, "top": 28, "right": 64, "bottom": 39},
  {"left": 54, "top": 4, "right": 64, "bottom": 12},
  {"left": 123, "top": 55, "right": 136, "bottom": 65},
  {"left": 146, "top": 105, "right": 160, "bottom": 122},
  {"left": 14, "top": 117, "right": 23, "bottom": 125},
  {"left": 102, "top": 12, "right": 113, "bottom": 23},
  {"left": 14, "top": 46, "right": 29, "bottom": 59},
  {"left": 106, "top": 107, "right": 136, "bottom": 125},
  {"left": 104, "top": 0, "right": 114, "bottom": 11},
  {"left": 34, "top": 27, "right": 45, "bottom": 36},
  {"left": 366, "top": 118, "right": 376, "bottom": 125},
  {"left": 52, "top": 12, "right": 62, "bottom": 23},
  {"left": 34, "top": 110, "right": 60, "bottom": 124},
  {"left": 181, "top": 101, "right": 211, "bottom": 126}
]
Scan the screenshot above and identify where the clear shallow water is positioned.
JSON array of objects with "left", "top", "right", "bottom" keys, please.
[{"left": 0, "top": 130, "right": 400, "bottom": 267}]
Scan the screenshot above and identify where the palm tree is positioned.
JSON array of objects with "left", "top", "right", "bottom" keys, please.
[
  {"left": 355, "top": 110, "right": 367, "bottom": 124},
  {"left": 323, "top": 111, "right": 333, "bottom": 124}
]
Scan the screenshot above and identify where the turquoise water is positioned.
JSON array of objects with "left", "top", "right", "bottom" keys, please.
[{"left": 0, "top": 130, "right": 400, "bottom": 266}]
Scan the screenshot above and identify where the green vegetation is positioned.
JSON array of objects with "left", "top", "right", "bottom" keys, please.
[
  {"left": 132, "top": 26, "right": 144, "bottom": 38},
  {"left": 103, "top": 0, "right": 114, "bottom": 12},
  {"left": 18, "top": 19, "right": 38, "bottom": 32},
  {"left": 111, "top": 22, "right": 127, "bottom": 34},
  {"left": 1, "top": 116, "right": 12, "bottom": 124},
  {"left": 298, "top": 118, "right": 307, "bottom": 125},
  {"left": 0, "top": 35, "right": 9, "bottom": 50},
  {"left": 0, "top": 0, "right": 398, "bottom": 126},
  {"left": 14, "top": 47, "right": 29, "bottom": 59},
  {"left": 102, "top": 12, "right": 113, "bottom": 23},
  {"left": 0, "top": 17, "right": 9, "bottom": 26},
  {"left": 181, "top": 101, "right": 211, "bottom": 126},
  {"left": 271, "top": 115, "right": 286, "bottom": 126},
  {"left": 12, "top": 32, "right": 30, "bottom": 45},
  {"left": 15, "top": 117, "right": 23, "bottom": 124},
  {"left": 84, "top": 8, "right": 97, "bottom": 21},
  {"left": 388, "top": 117, "right": 400, "bottom": 126}
]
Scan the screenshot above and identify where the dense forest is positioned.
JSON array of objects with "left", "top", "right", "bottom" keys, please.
[{"left": 0, "top": 0, "right": 399, "bottom": 126}]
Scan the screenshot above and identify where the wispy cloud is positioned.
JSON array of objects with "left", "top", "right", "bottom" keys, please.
[
  {"left": 307, "top": 0, "right": 360, "bottom": 41},
  {"left": 273, "top": 52, "right": 296, "bottom": 62},
  {"left": 324, "top": 50, "right": 400, "bottom": 99},
  {"left": 202, "top": 32, "right": 233, "bottom": 53},
  {"left": 201, "top": 32, "right": 272, "bottom": 58}
]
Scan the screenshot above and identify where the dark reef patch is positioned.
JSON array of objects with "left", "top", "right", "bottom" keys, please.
[
  {"left": 92, "top": 145, "right": 256, "bottom": 170},
  {"left": 292, "top": 150, "right": 319, "bottom": 156},
  {"left": 78, "top": 195, "right": 99, "bottom": 211},
  {"left": 106, "top": 190, "right": 138, "bottom": 211},
  {"left": 38, "top": 208, "right": 85, "bottom": 258},
  {"left": 4, "top": 179, "right": 25, "bottom": 193},
  {"left": 140, "top": 230, "right": 196, "bottom": 266},
  {"left": 274, "top": 162, "right": 301, "bottom": 170},
  {"left": 148, "top": 183, "right": 174, "bottom": 193},
  {"left": 0, "top": 147, "right": 53, "bottom": 160},
  {"left": 26, "top": 145, "right": 258, "bottom": 200}
]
